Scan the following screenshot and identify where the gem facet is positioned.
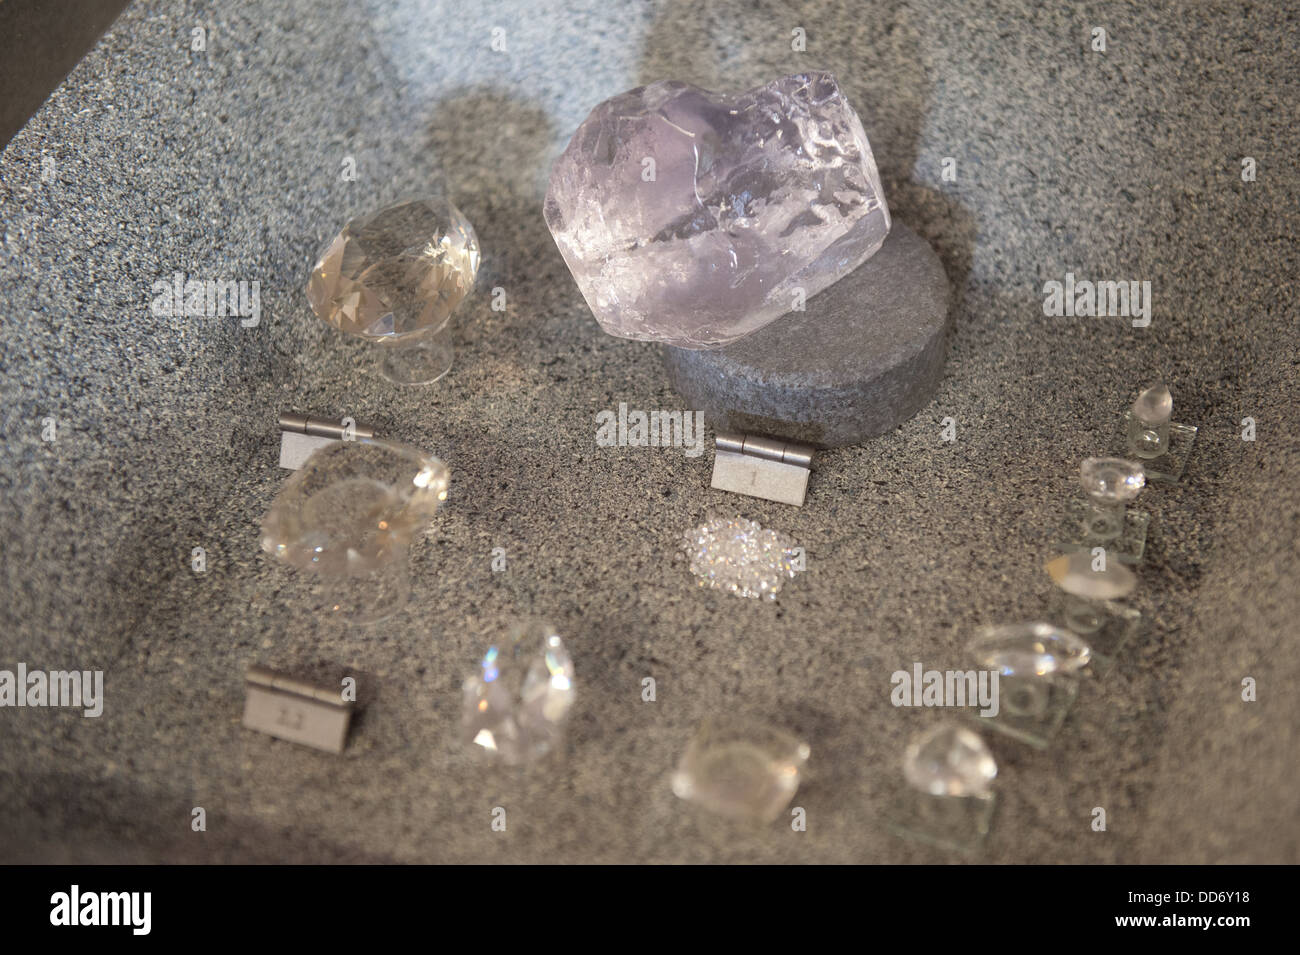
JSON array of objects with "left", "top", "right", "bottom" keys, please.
[
  {"left": 1045, "top": 550, "right": 1137, "bottom": 600},
  {"left": 682, "top": 515, "right": 801, "bottom": 600},
  {"left": 1080, "top": 457, "right": 1146, "bottom": 504},
  {"left": 1131, "top": 382, "right": 1173, "bottom": 425},
  {"left": 969, "top": 622, "right": 1092, "bottom": 676},
  {"left": 903, "top": 725, "right": 996, "bottom": 798},
  {"left": 545, "top": 72, "right": 890, "bottom": 348},
  {"left": 461, "top": 621, "right": 575, "bottom": 765},
  {"left": 671, "top": 719, "right": 810, "bottom": 823},
  {"left": 260, "top": 438, "right": 449, "bottom": 577},
  {"left": 306, "top": 197, "right": 479, "bottom": 343}
]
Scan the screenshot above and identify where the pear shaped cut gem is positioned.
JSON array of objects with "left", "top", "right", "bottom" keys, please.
[
  {"left": 1131, "top": 382, "right": 1173, "bottom": 425},
  {"left": 1045, "top": 550, "right": 1137, "bottom": 600},
  {"left": 461, "top": 621, "right": 575, "bottom": 765}
]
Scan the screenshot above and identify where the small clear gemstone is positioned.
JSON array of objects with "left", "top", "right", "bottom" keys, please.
[
  {"left": 545, "top": 71, "right": 890, "bottom": 348},
  {"left": 461, "top": 621, "right": 575, "bottom": 765},
  {"left": 969, "top": 622, "right": 1092, "bottom": 676},
  {"left": 260, "top": 438, "right": 449, "bottom": 577},
  {"left": 306, "top": 197, "right": 479, "bottom": 343},
  {"left": 1131, "top": 382, "right": 1173, "bottom": 425},
  {"left": 1045, "top": 550, "right": 1137, "bottom": 600},
  {"left": 1080, "top": 457, "right": 1146, "bottom": 503},
  {"left": 682, "top": 515, "right": 801, "bottom": 600},
  {"left": 903, "top": 725, "right": 996, "bottom": 798},
  {"left": 672, "top": 719, "right": 810, "bottom": 823}
]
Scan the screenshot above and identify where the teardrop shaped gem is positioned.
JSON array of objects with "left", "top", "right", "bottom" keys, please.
[
  {"left": 1131, "top": 382, "right": 1173, "bottom": 425},
  {"left": 1044, "top": 550, "right": 1137, "bottom": 600}
]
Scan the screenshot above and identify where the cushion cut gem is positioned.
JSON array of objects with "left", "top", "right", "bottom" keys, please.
[
  {"left": 903, "top": 725, "right": 996, "bottom": 798},
  {"left": 306, "top": 197, "right": 479, "bottom": 343},
  {"left": 671, "top": 719, "right": 810, "bottom": 823}
]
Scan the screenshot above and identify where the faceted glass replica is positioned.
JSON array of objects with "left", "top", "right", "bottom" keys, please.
[
  {"left": 903, "top": 725, "right": 996, "bottom": 798},
  {"left": 260, "top": 438, "right": 449, "bottom": 623},
  {"left": 672, "top": 719, "right": 810, "bottom": 824},
  {"left": 306, "top": 197, "right": 479, "bottom": 384},
  {"left": 1045, "top": 550, "right": 1137, "bottom": 600},
  {"left": 462, "top": 621, "right": 575, "bottom": 766},
  {"left": 545, "top": 71, "right": 890, "bottom": 348},
  {"left": 1133, "top": 382, "right": 1173, "bottom": 423},
  {"left": 969, "top": 623, "right": 1091, "bottom": 676},
  {"left": 1127, "top": 382, "right": 1173, "bottom": 460},
  {"left": 1065, "top": 457, "right": 1150, "bottom": 560},
  {"left": 682, "top": 515, "right": 801, "bottom": 599},
  {"left": 1121, "top": 381, "right": 1197, "bottom": 482},
  {"left": 1080, "top": 457, "right": 1145, "bottom": 504}
]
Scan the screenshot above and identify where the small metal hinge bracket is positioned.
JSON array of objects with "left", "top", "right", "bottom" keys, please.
[
  {"left": 242, "top": 665, "right": 354, "bottom": 754},
  {"left": 710, "top": 431, "right": 815, "bottom": 507},
  {"left": 278, "top": 412, "right": 375, "bottom": 469}
]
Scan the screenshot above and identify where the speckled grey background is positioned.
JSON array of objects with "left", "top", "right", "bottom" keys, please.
[{"left": 1, "top": 0, "right": 1297, "bottom": 864}]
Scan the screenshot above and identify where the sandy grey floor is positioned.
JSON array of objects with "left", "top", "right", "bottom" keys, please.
[{"left": 1, "top": 0, "right": 1297, "bottom": 863}]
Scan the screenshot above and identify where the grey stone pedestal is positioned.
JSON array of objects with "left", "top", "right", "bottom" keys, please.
[{"left": 661, "top": 223, "right": 951, "bottom": 447}]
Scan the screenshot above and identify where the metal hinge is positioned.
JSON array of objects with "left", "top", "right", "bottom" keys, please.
[
  {"left": 242, "top": 665, "right": 354, "bottom": 754},
  {"left": 711, "top": 431, "right": 815, "bottom": 507},
  {"left": 278, "top": 412, "right": 375, "bottom": 469}
]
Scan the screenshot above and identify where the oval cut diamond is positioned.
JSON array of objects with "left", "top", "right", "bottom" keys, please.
[{"left": 1080, "top": 457, "right": 1146, "bottom": 503}]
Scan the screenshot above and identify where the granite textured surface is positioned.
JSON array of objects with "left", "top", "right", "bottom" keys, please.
[
  {"left": 1, "top": 0, "right": 1298, "bottom": 864},
  {"left": 662, "top": 223, "right": 950, "bottom": 446}
]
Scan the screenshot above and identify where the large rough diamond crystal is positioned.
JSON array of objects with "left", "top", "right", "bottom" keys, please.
[
  {"left": 306, "top": 197, "right": 479, "bottom": 343},
  {"left": 461, "top": 621, "right": 575, "bottom": 765},
  {"left": 544, "top": 71, "right": 890, "bottom": 348}
]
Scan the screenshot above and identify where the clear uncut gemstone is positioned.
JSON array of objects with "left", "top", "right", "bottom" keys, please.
[
  {"left": 672, "top": 719, "right": 810, "bottom": 823},
  {"left": 544, "top": 71, "right": 890, "bottom": 348},
  {"left": 306, "top": 197, "right": 479, "bottom": 343},
  {"left": 1045, "top": 550, "right": 1137, "bottom": 600},
  {"left": 903, "top": 725, "right": 996, "bottom": 798},
  {"left": 260, "top": 438, "right": 449, "bottom": 577},
  {"left": 1080, "top": 457, "right": 1146, "bottom": 504},
  {"left": 969, "top": 622, "right": 1092, "bottom": 676},
  {"left": 461, "top": 621, "right": 575, "bottom": 766},
  {"left": 682, "top": 515, "right": 802, "bottom": 600},
  {"left": 1131, "top": 381, "right": 1173, "bottom": 425}
]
